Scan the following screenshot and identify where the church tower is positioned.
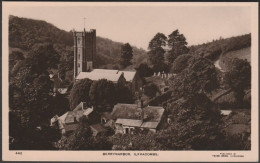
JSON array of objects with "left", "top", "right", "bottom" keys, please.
[{"left": 73, "top": 28, "right": 96, "bottom": 80}]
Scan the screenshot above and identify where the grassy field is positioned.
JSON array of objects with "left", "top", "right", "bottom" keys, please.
[{"left": 224, "top": 47, "right": 251, "bottom": 64}]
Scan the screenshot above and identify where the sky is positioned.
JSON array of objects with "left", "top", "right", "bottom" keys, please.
[{"left": 5, "top": 3, "right": 251, "bottom": 50}]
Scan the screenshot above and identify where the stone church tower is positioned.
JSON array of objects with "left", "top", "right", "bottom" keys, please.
[{"left": 73, "top": 28, "right": 96, "bottom": 80}]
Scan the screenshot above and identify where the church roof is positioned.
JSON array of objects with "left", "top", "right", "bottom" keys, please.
[
  {"left": 92, "top": 69, "right": 119, "bottom": 74},
  {"left": 76, "top": 72, "right": 123, "bottom": 83},
  {"left": 76, "top": 69, "right": 137, "bottom": 83},
  {"left": 118, "top": 71, "right": 136, "bottom": 82}
]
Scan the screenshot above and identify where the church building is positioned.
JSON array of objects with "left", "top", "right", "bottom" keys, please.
[{"left": 73, "top": 28, "right": 143, "bottom": 93}]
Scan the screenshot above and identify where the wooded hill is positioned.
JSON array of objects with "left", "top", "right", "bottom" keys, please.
[
  {"left": 188, "top": 33, "right": 251, "bottom": 68},
  {"left": 9, "top": 15, "right": 147, "bottom": 72}
]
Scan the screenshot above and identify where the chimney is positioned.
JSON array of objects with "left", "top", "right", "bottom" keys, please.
[
  {"left": 137, "top": 99, "right": 144, "bottom": 121},
  {"left": 137, "top": 99, "right": 143, "bottom": 109}
]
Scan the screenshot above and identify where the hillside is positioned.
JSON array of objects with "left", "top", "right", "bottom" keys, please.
[
  {"left": 189, "top": 34, "right": 251, "bottom": 62},
  {"left": 9, "top": 15, "right": 147, "bottom": 71},
  {"left": 225, "top": 47, "right": 251, "bottom": 63}
]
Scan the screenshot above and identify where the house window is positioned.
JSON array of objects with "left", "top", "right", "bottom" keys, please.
[{"left": 125, "top": 128, "right": 129, "bottom": 134}]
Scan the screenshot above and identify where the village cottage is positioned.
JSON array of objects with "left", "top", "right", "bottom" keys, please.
[
  {"left": 50, "top": 102, "right": 106, "bottom": 136},
  {"left": 109, "top": 101, "right": 166, "bottom": 134}
]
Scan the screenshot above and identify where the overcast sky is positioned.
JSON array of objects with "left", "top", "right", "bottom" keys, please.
[{"left": 6, "top": 3, "right": 251, "bottom": 50}]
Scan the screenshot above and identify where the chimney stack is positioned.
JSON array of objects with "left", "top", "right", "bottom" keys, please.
[{"left": 137, "top": 99, "right": 143, "bottom": 109}]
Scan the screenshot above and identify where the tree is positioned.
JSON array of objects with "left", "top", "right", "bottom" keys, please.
[
  {"left": 55, "top": 117, "right": 113, "bottom": 150},
  {"left": 148, "top": 33, "right": 167, "bottom": 50},
  {"left": 50, "top": 94, "right": 70, "bottom": 116},
  {"left": 69, "top": 79, "right": 93, "bottom": 110},
  {"left": 170, "top": 54, "right": 192, "bottom": 74},
  {"left": 112, "top": 129, "right": 165, "bottom": 150},
  {"left": 9, "top": 51, "right": 24, "bottom": 73},
  {"left": 224, "top": 58, "right": 251, "bottom": 106},
  {"left": 29, "top": 43, "right": 60, "bottom": 70},
  {"left": 116, "top": 84, "right": 134, "bottom": 104},
  {"left": 89, "top": 79, "right": 117, "bottom": 112},
  {"left": 157, "top": 93, "right": 225, "bottom": 150},
  {"left": 166, "top": 29, "right": 189, "bottom": 64},
  {"left": 58, "top": 49, "right": 74, "bottom": 80},
  {"left": 168, "top": 56, "right": 219, "bottom": 96},
  {"left": 148, "top": 33, "right": 168, "bottom": 73},
  {"left": 120, "top": 43, "right": 133, "bottom": 68},
  {"left": 144, "top": 83, "right": 159, "bottom": 98},
  {"left": 135, "top": 63, "right": 153, "bottom": 78}
]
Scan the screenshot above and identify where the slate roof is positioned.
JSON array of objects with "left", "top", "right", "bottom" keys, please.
[
  {"left": 141, "top": 122, "right": 159, "bottom": 129},
  {"left": 73, "top": 102, "right": 88, "bottom": 111},
  {"left": 112, "top": 104, "right": 164, "bottom": 122},
  {"left": 115, "top": 119, "right": 143, "bottom": 127},
  {"left": 76, "top": 72, "right": 123, "bottom": 83},
  {"left": 83, "top": 108, "right": 94, "bottom": 116},
  {"left": 112, "top": 103, "right": 165, "bottom": 129},
  {"left": 65, "top": 110, "right": 84, "bottom": 124},
  {"left": 63, "top": 123, "right": 79, "bottom": 132},
  {"left": 112, "top": 104, "right": 143, "bottom": 120},
  {"left": 58, "top": 112, "right": 68, "bottom": 124}
]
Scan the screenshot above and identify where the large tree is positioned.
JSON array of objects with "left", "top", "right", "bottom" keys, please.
[
  {"left": 135, "top": 63, "right": 153, "bottom": 78},
  {"left": 56, "top": 117, "right": 113, "bottom": 150},
  {"left": 224, "top": 58, "right": 251, "bottom": 106},
  {"left": 9, "top": 43, "right": 62, "bottom": 149},
  {"left": 148, "top": 33, "right": 169, "bottom": 73},
  {"left": 168, "top": 56, "right": 219, "bottom": 96},
  {"left": 89, "top": 79, "right": 117, "bottom": 112},
  {"left": 120, "top": 43, "right": 133, "bottom": 68},
  {"left": 166, "top": 29, "right": 189, "bottom": 64},
  {"left": 112, "top": 129, "right": 165, "bottom": 150},
  {"left": 170, "top": 54, "right": 193, "bottom": 74},
  {"left": 69, "top": 78, "right": 93, "bottom": 110},
  {"left": 29, "top": 43, "right": 60, "bottom": 70},
  {"left": 157, "top": 93, "right": 225, "bottom": 150}
]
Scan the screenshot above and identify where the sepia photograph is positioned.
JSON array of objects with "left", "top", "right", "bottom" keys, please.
[{"left": 2, "top": 1, "right": 259, "bottom": 162}]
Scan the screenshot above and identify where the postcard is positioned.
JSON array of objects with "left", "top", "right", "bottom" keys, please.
[{"left": 2, "top": 1, "right": 258, "bottom": 162}]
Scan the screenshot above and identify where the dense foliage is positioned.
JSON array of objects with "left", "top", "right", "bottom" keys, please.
[
  {"left": 120, "top": 43, "right": 133, "bottom": 68},
  {"left": 69, "top": 79, "right": 93, "bottom": 110},
  {"left": 148, "top": 33, "right": 169, "bottom": 73},
  {"left": 89, "top": 79, "right": 117, "bottom": 112},
  {"left": 9, "top": 15, "right": 147, "bottom": 78},
  {"left": 166, "top": 29, "right": 189, "bottom": 64},
  {"left": 224, "top": 58, "right": 251, "bottom": 107}
]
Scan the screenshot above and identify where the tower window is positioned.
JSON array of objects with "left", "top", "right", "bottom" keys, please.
[
  {"left": 77, "top": 37, "right": 81, "bottom": 45},
  {"left": 78, "top": 63, "right": 80, "bottom": 68}
]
